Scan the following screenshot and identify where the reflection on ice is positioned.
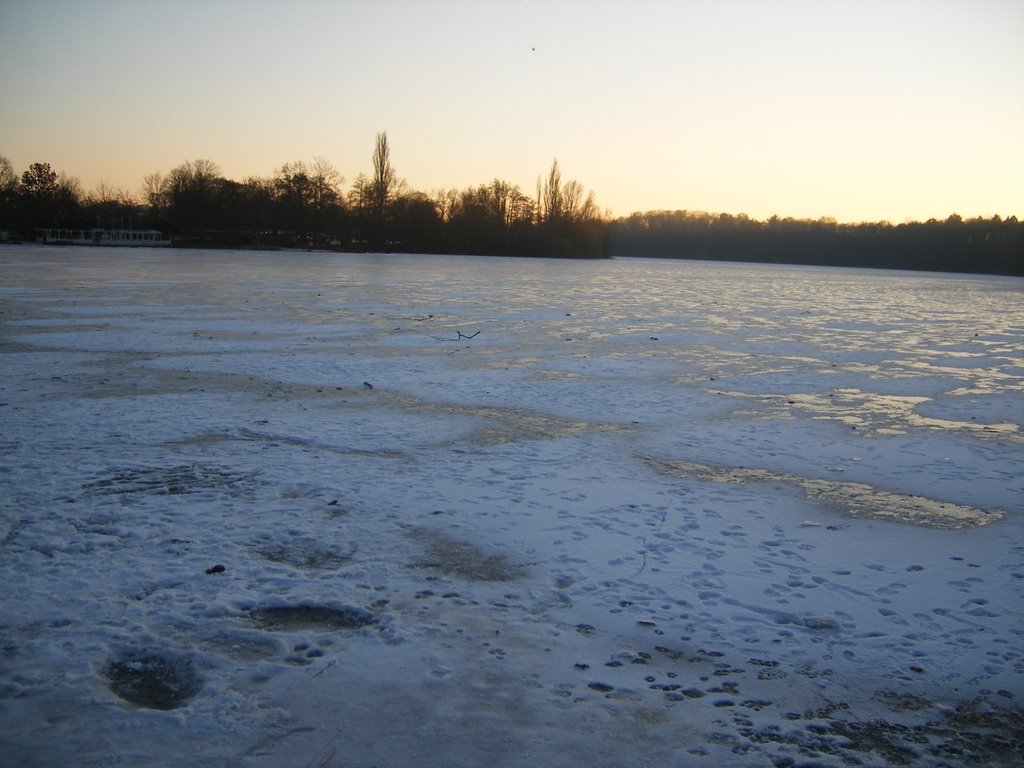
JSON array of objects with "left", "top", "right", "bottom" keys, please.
[
  {"left": 719, "top": 387, "right": 1021, "bottom": 442},
  {"left": 645, "top": 456, "right": 1005, "bottom": 529}
]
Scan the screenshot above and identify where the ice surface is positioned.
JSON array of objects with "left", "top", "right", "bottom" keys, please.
[{"left": 1, "top": 248, "right": 1022, "bottom": 766}]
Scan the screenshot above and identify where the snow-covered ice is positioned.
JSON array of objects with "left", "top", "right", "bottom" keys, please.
[{"left": 1, "top": 248, "right": 1022, "bottom": 766}]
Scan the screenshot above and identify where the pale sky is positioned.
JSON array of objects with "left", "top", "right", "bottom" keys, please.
[{"left": 2, "top": 0, "right": 1022, "bottom": 222}]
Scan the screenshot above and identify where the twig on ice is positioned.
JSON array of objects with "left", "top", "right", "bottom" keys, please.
[
  {"left": 656, "top": 499, "right": 672, "bottom": 535},
  {"left": 632, "top": 536, "right": 648, "bottom": 578},
  {"left": 310, "top": 660, "right": 337, "bottom": 679},
  {"left": 633, "top": 500, "right": 673, "bottom": 578},
  {"left": 431, "top": 330, "right": 481, "bottom": 342}
]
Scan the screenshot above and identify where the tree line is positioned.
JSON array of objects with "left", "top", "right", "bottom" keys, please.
[
  {"left": 1, "top": 135, "right": 1021, "bottom": 273},
  {"left": 609, "top": 211, "right": 1022, "bottom": 276},
  {"left": 0, "top": 133, "right": 606, "bottom": 258}
]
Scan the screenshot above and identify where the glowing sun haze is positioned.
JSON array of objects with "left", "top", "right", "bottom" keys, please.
[{"left": 2, "top": 0, "right": 1021, "bottom": 223}]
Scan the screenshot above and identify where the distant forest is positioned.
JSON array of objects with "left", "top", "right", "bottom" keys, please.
[
  {"left": 1, "top": 134, "right": 1021, "bottom": 275},
  {"left": 611, "top": 210, "right": 1023, "bottom": 276}
]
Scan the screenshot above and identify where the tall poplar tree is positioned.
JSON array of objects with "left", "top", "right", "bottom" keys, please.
[{"left": 371, "top": 131, "right": 395, "bottom": 226}]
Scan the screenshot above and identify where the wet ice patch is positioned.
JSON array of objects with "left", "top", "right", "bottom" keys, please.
[
  {"left": 247, "top": 604, "right": 377, "bottom": 632},
  {"left": 410, "top": 528, "right": 526, "bottom": 581},
  {"left": 253, "top": 534, "right": 356, "bottom": 570},
  {"left": 741, "top": 696, "right": 1024, "bottom": 766},
  {"left": 916, "top": 391, "right": 1023, "bottom": 428},
  {"left": 104, "top": 651, "right": 200, "bottom": 710},
  {"left": 82, "top": 464, "right": 257, "bottom": 497}
]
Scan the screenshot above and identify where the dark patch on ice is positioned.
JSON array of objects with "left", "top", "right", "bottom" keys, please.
[
  {"left": 254, "top": 536, "right": 355, "bottom": 570},
  {"left": 83, "top": 464, "right": 257, "bottom": 497},
  {"left": 876, "top": 690, "right": 932, "bottom": 712},
  {"left": 409, "top": 529, "right": 525, "bottom": 582},
  {"left": 740, "top": 697, "right": 1024, "bottom": 766},
  {"left": 234, "top": 427, "right": 406, "bottom": 459},
  {"left": 248, "top": 604, "right": 376, "bottom": 632},
  {"left": 104, "top": 652, "right": 199, "bottom": 710}
]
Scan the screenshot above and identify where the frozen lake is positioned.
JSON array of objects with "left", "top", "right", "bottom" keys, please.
[{"left": 1, "top": 247, "right": 1022, "bottom": 766}]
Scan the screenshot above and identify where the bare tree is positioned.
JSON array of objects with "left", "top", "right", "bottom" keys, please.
[
  {"left": 536, "top": 159, "right": 598, "bottom": 225},
  {"left": 54, "top": 173, "right": 83, "bottom": 221},
  {"left": 432, "top": 187, "right": 460, "bottom": 224},
  {"left": 0, "top": 155, "right": 16, "bottom": 193},
  {"left": 89, "top": 179, "right": 126, "bottom": 206},
  {"left": 274, "top": 161, "right": 315, "bottom": 239},
  {"left": 275, "top": 161, "right": 313, "bottom": 205},
  {"left": 508, "top": 185, "right": 536, "bottom": 226},
  {"left": 371, "top": 131, "right": 396, "bottom": 225},
  {"left": 310, "top": 156, "right": 343, "bottom": 213},
  {"left": 140, "top": 172, "right": 167, "bottom": 217},
  {"left": 486, "top": 179, "right": 535, "bottom": 227},
  {"left": 165, "top": 159, "right": 222, "bottom": 236},
  {"left": 166, "top": 159, "right": 221, "bottom": 199},
  {"left": 348, "top": 173, "right": 373, "bottom": 218},
  {"left": 537, "top": 158, "right": 562, "bottom": 223},
  {"left": 0, "top": 155, "right": 17, "bottom": 228},
  {"left": 84, "top": 180, "right": 136, "bottom": 228},
  {"left": 561, "top": 179, "right": 598, "bottom": 223}
]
